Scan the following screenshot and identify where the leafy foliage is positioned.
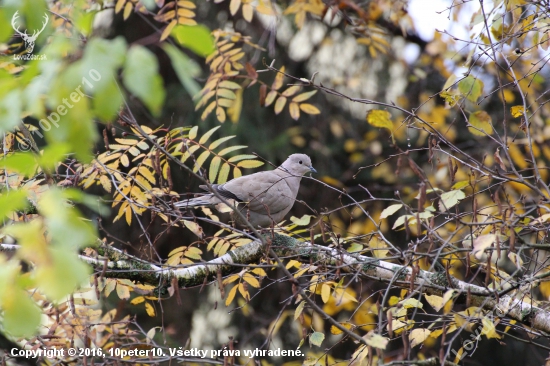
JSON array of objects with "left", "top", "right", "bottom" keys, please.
[{"left": 2, "top": 0, "right": 550, "bottom": 365}]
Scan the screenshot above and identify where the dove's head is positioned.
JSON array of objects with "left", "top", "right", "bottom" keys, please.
[{"left": 281, "top": 154, "right": 316, "bottom": 175}]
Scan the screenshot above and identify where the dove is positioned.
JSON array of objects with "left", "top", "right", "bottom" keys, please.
[{"left": 175, "top": 154, "right": 316, "bottom": 227}]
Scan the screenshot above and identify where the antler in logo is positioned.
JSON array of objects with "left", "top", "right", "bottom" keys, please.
[{"left": 11, "top": 11, "right": 49, "bottom": 53}]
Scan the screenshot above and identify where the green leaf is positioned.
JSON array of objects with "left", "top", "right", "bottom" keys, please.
[
  {"left": 192, "top": 150, "right": 210, "bottom": 173},
  {"left": 458, "top": 76, "right": 484, "bottom": 102},
  {"left": 0, "top": 90, "right": 22, "bottom": 132},
  {"left": 38, "top": 143, "right": 70, "bottom": 170},
  {"left": 290, "top": 215, "right": 314, "bottom": 226},
  {"left": 218, "top": 145, "right": 247, "bottom": 156},
  {"left": 218, "top": 163, "right": 231, "bottom": 184},
  {"left": 80, "top": 37, "right": 127, "bottom": 93},
  {"left": 37, "top": 189, "right": 97, "bottom": 249},
  {"left": 172, "top": 25, "right": 215, "bottom": 57},
  {"left": 209, "top": 136, "right": 235, "bottom": 150},
  {"left": 218, "top": 81, "right": 241, "bottom": 90},
  {"left": 73, "top": 10, "right": 96, "bottom": 37},
  {"left": 123, "top": 46, "right": 165, "bottom": 116},
  {"left": 228, "top": 154, "right": 257, "bottom": 163},
  {"left": 93, "top": 78, "right": 123, "bottom": 122},
  {"left": 468, "top": 110, "right": 493, "bottom": 136},
  {"left": 209, "top": 156, "right": 221, "bottom": 182},
  {"left": 2, "top": 288, "right": 41, "bottom": 337},
  {"left": 439, "top": 190, "right": 466, "bottom": 211},
  {"left": 35, "top": 248, "right": 91, "bottom": 301},
  {"left": 0, "top": 190, "right": 28, "bottom": 218},
  {"left": 451, "top": 180, "right": 469, "bottom": 190},
  {"left": 199, "top": 126, "right": 221, "bottom": 144},
  {"left": 162, "top": 43, "right": 201, "bottom": 97},
  {"left": 188, "top": 126, "right": 198, "bottom": 140},
  {"left": 309, "top": 331, "right": 325, "bottom": 347},
  {"left": 2, "top": 152, "right": 37, "bottom": 176}
]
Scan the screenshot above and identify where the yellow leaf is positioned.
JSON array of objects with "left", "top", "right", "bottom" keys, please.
[
  {"left": 424, "top": 294, "right": 444, "bottom": 311},
  {"left": 242, "top": 3, "right": 253, "bottom": 21},
  {"left": 155, "top": 10, "right": 175, "bottom": 22},
  {"left": 115, "top": 0, "right": 125, "bottom": 13},
  {"left": 188, "top": 126, "right": 198, "bottom": 140},
  {"left": 238, "top": 282, "right": 250, "bottom": 301},
  {"left": 333, "top": 287, "right": 357, "bottom": 303},
  {"left": 177, "top": 8, "right": 194, "bottom": 17},
  {"left": 399, "top": 298, "right": 423, "bottom": 309},
  {"left": 237, "top": 160, "right": 264, "bottom": 168},
  {"left": 274, "top": 96, "right": 287, "bottom": 114},
  {"left": 183, "top": 220, "right": 203, "bottom": 238},
  {"left": 178, "top": 17, "right": 197, "bottom": 26},
  {"left": 218, "top": 163, "right": 231, "bottom": 184},
  {"left": 272, "top": 66, "right": 285, "bottom": 90},
  {"left": 251, "top": 267, "right": 267, "bottom": 277},
  {"left": 265, "top": 90, "right": 278, "bottom": 107},
  {"left": 442, "top": 290, "right": 456, "bottom": 314},
  {"left": 120, "top": 154, "right": 130, "bottom": 167},
  {"left": 130, "top": 296, "right": 145, "bottom": 305},
  {"left": 330, "top": 322, "right": 353, "bottom": 335},
  {"left": 116, "top": 284, "right": 131, "bottom": 300},
  {"left": 289, "top": 102, "right": 300, "bottom": 120},
  {"left": 227, "top": 88, "right": 243, "bottom": 123},
  {"left": 380, "top": 204, "right": 402, "bottom": 219},
  {"left": 481, "top": 317, "right": 501, "bottom": 339},
  {"left": 219, "top": 80, "right": 241, "bottom": 89},
  {"left": 225, "top": 285, "right": 238, "bottom": 306},
  {"left": 282, "top": 85, "right": 300, "bottom": 97},
  {"left": 178, "top": 1, "right": 196, "bottom": 9},
  {"left": 468, "top": 110, "right": 493, "bottom": 136},
  {"left": 99, "top": 175, "right": 112, "bottom": 192},
  {"left": 217, "top": 89, "right": 237, "bottom": 99},
  {"left": 233, "top": 166, "right": 242, "bottom": 178},
  {"left": 242, "top": 273, "right": 260, "bottom": 288},
  {"left": 123, "top": 2, "right": 133, "bottom": 20},
  {"left": 216, "top": 106, "right": 227, "bottom": 122},
  {"left": 293, "top": 90, "right": 317, "bottom": 103},
  {"left": 294, "top": 300, "right": 305, "bottom": 320},
  {"left": 222, "top": 274, "right": 240, "bottom": 285},
  {"left": 125, "top": 205, "right": 132, "bottom": 225},
  {"left": 368, "top": 237, "right": 388, "bottom": 258},
  {"left": 321, "top": 283, "right": 331, "bottom": 303},
  {"left": 299, "top": 103, "right": 320, "bottom": 115},
  {"left": 185, "top": 246, "right": 203, "bottom": 260},
  {"left": 145, "top": 302, "right": 155, "bottom": 317},
  {"left": 160, "top": 20, "right": 177, "bottom": 41},
  {"left": 365, "top": 331, "right": 389, "bottom": 350},
  {"left": 366, "top": 110, "right": 393, "bottom": 130},
  {"left": 510, "top": 105, "right": 524, "bottom": 118},
  {"left": 471, "top": 234, "right": 496, "bottom": 259},
  {"left": 409, "top": 328, "right": 430, "bottom": 348},
  {"left": 201, "top": 101, "right": 217, "bottom": 120},
  {"left": 230, "top": 0, "right": 241, "bottom": 15},
  {"left": 388, "top": 296, "right": 400, "bottom": 306}
]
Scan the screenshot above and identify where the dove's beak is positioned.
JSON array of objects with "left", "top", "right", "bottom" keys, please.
[{"left": 309, "top": 166, "right": 317, "bottom": 173}]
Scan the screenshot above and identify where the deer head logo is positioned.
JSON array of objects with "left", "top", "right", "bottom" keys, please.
[{"left": 11, "top": 11, "right": 49, "bottom": 53}]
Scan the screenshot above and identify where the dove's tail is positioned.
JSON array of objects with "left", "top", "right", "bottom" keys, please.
[{"left": 174, "top": 194, "right": 218, "bottom": 208}]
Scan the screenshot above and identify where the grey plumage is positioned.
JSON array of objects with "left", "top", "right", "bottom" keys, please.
[{"left": 175, "top": 154, "right": 316, "bottom": 227}]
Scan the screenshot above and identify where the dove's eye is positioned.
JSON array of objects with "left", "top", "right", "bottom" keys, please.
[{"left": 299, "top": 160, "right": 303, "bottom": 164}]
